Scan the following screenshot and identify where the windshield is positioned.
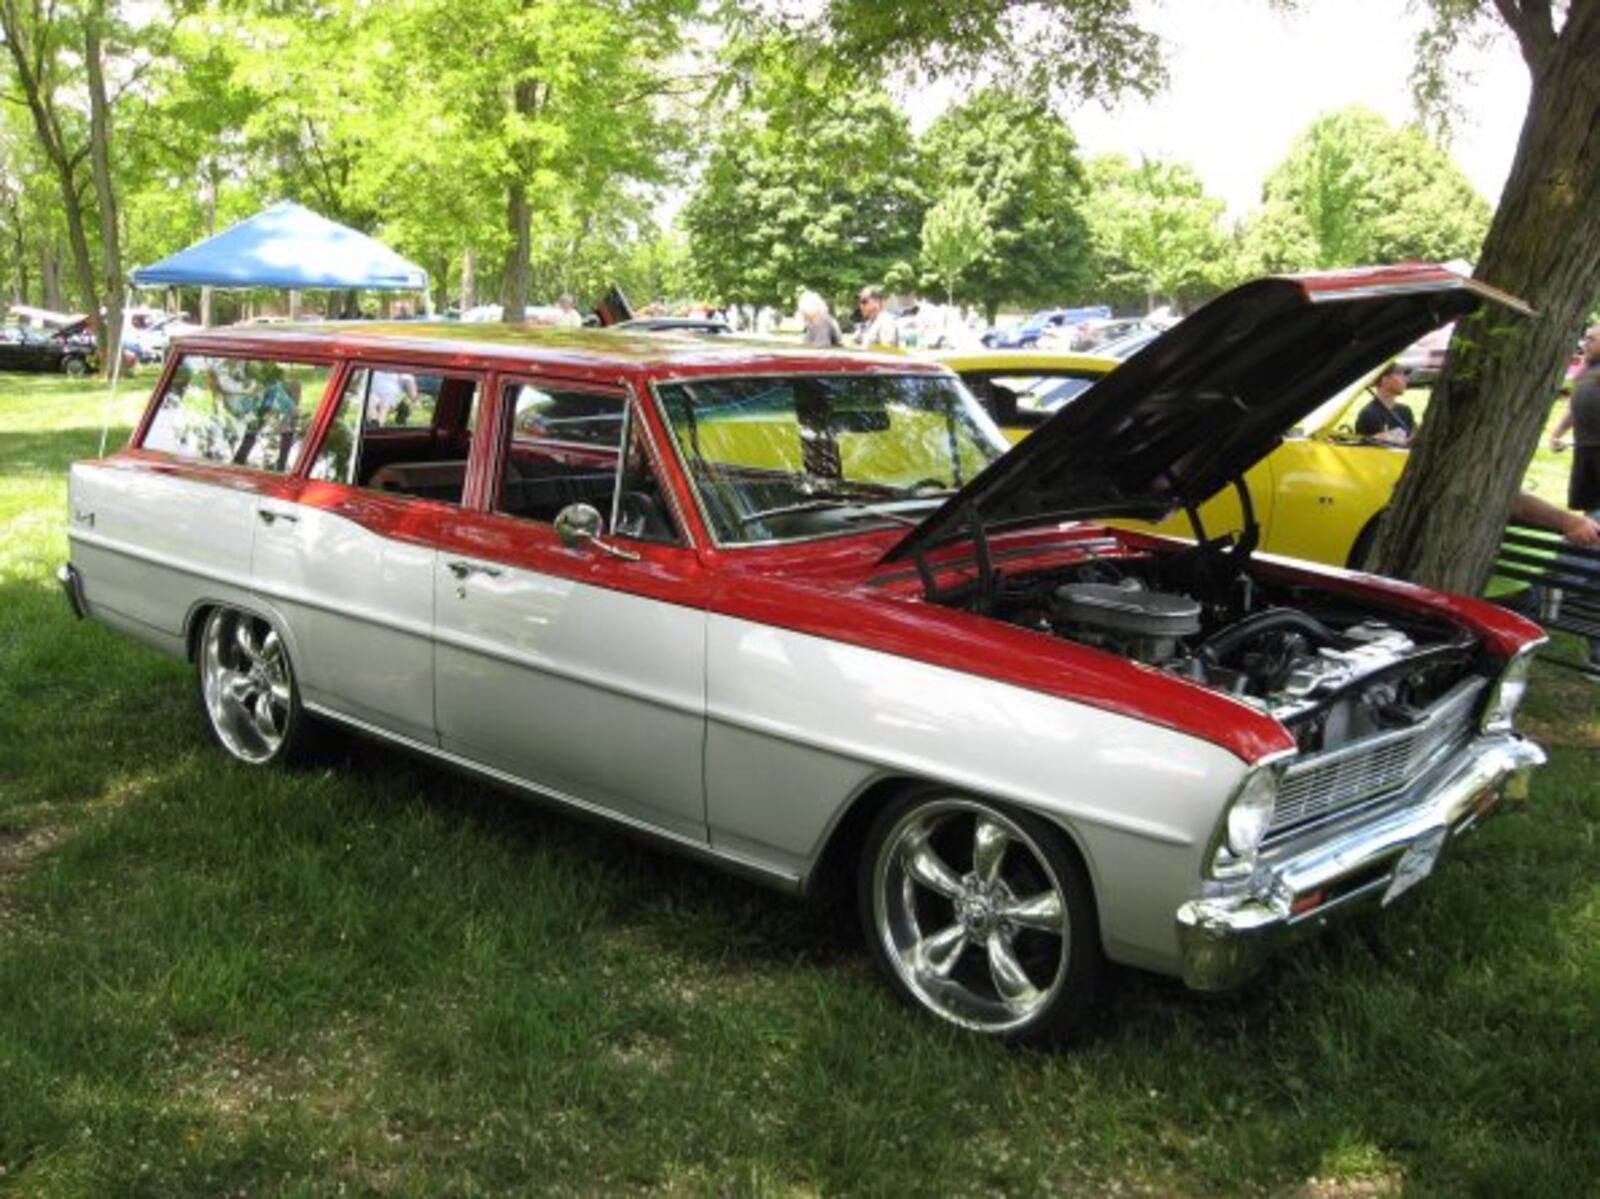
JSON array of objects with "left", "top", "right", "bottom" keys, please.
[{"left": 656, "top": 373, "right": 1007, "bottom": 545}]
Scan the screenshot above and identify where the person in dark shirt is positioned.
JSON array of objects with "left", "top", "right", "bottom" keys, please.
[
  {"left": 1548, "top": 322, "right": 1600, "bottom": 671},
  {"left": 1354, "top": 363, "right": 1417, "bottom": 445}
]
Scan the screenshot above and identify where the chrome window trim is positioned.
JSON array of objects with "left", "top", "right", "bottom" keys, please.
[{"left": 644, "top": 369, "right": 1003, "bottom": 552}]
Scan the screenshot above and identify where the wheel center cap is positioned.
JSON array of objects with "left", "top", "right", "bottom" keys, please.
[{"left": 957, "top": 889, "right": 997, "bottom": 935}]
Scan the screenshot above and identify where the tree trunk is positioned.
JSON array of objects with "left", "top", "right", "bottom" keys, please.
[
  {"left": 42, "top": 243, "right": 63, "bottom": 311},
  {"left": 502, "top": 181, "right": 531, "bottom": 321},
  {"left": 500, "top": 76, "right": 542, "bottom": 323},
  {"left": 461, "top": 246, "right": 476, "bottom": 311},
  {"left": 84, "top": 1, "right": 123, "bottom": 377},
  {"left": 1368, "top": 3, "right": 1600, "bottom": 593}
]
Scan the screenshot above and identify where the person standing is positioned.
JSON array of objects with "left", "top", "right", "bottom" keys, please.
[
  {"left": 854, "top": 285, "right": 900, "bottom": 349},
  {"left": 1550, "top": 324, "right": 1600, "bottom": 506},
  {"left": 1354, "top": 363, "right": 1417, "bottom": 445},
  {"left": 553, "top": 294, "right": 584, "bottom": 328},
  {"left": 797, "top": 290, "right": 842, "bottom": 347},
  {"left": 1548, "top": 322, "right": 1600, "bottom": 670}
]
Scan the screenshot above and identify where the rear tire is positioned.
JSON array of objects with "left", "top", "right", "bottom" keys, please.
[
  {"left": 196, "top": 607, "right": 308, "bottom": 766},
  {"left": 858, "top": 789, "right": 1102, "bottom": 1042}
]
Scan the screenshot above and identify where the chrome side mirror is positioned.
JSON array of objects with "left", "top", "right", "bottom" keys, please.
[
  {"left": 553, "top": 502, "right": 640, "bottom": 562},
  {"left": 554, "top": 502, "right": 604, "bottom": 547}
]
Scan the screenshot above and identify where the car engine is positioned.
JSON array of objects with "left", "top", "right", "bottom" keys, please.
[{"left": 970, "top": 547, "right": 1485, "bottom": 755}]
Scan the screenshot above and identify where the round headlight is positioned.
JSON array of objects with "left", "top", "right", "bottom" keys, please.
[{"left": 1225, "top": 767, "right": 1279, "bottom": 857}]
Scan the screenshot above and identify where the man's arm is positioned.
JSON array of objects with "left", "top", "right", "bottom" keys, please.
[
  {"left": 1549, "top": 400, "right": 1574, "bottom": 449},
  {"left": 1509, "top": 491, "right": 1600, "bottom": 546}
]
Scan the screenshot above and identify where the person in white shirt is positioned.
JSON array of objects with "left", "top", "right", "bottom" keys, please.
[
  {"left": 854, "top": 286, "right": 900, "bottom": 349},
  {"left": 553, "top": 294, "right": 584, "bottom": 328}
]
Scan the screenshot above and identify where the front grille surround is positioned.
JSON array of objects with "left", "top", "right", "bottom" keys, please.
[{"left": 1267, "top": 678, "right": 1485, "bottom": 842}]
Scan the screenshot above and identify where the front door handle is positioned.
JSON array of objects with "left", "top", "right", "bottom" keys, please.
[
  {"left": 258, "top": 509, "right": 300, "bottom": 526},
  {"left": 447, "top": 560, "right": 504, "bottom": 580}
]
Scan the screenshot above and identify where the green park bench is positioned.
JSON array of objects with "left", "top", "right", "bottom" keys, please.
[{"left": 1492, "top": 523, "right": 1600, "bottom": 678}]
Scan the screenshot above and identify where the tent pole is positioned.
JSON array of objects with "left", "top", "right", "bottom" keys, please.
[
  {"left": 422, "top": 279, "right": 434, "bottom": 318},
  {"left": 99, "top": 284, "right": 132, "bottom": 457}
]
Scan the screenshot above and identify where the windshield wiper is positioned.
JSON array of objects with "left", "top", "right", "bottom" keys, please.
[{"left": 738, "top": 483, "right": 920, "bottom": 527}]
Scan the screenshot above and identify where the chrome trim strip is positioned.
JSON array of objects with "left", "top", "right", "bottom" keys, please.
[{"left": 302, "top": 701, "right": 803, "bottom": 893}]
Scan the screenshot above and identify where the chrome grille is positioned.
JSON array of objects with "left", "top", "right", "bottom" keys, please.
[{"left": 1269, "top": 678, "right": 1484, "bottom": 837}]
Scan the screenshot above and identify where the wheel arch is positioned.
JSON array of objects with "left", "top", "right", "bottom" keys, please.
[
  {"left": 802, "top": 773, "right": 1102, "bottom": 922},
  {"left": 183, "top": 596, "right": 302, "bottom": 668}
]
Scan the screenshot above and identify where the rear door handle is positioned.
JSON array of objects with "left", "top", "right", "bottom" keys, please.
[
  {"left": 447, "top": 560, "right": 503, "bottom": 579},
  {"left": 258, "top": 509, "right": 300, "bottom": 526}
]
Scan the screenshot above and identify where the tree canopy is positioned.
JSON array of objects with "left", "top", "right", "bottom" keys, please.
[{"left": 1242, "top": 106, "right": 1491, "bottom": 273}]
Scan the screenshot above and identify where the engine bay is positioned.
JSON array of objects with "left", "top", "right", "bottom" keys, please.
[{"left": 938, "top": 540, "right": 1485, "bottom": 755}]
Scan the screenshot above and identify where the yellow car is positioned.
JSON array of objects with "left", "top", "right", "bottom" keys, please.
[{"left": 937, "top": 348, "right": 1410, "bottom": 569}]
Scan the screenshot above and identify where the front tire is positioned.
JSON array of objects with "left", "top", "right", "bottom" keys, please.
[
  {"left": 62, "top": 355, "right": 88, "bottom": 377},
  {"left": 196, "top": 608, "right": 306, "bottom": 766},
  {"left": 858, "top": 791, "right": 1102, "bottom": 1042}
]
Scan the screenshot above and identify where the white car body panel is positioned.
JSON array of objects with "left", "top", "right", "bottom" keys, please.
[
  {"left": 432, "top": 548, "right": 708, "bottom": 843},
  {"left": 704, "top": 615, "right": 1246, "bottom": 967},
  {"left": 250, "top": 499, "right": 437, "bottom": 745}
]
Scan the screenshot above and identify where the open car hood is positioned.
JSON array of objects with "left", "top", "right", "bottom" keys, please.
[{"left": 884, "top": 265, "right": 1529, "bottom": 564}]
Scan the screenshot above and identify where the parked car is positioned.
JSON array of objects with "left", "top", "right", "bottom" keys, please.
[
  {"left": 609, "top": 316, "right": 733, "bottom": 336},
  {"left": 984, "top": 305, "right": 1112, "bottom": 349},
  {"left": 939, "top": 342, "right": 1427, "bottom": 570},
  {"left": 1038, "top": 315, "right": 1169, "bottom": 353},
  {"left": 0, "top": 317, "right": 99, "bottom": 375},
  {"left": 61, "top": 265, "right": 1545, "bottom": 1042},
  {"left": 1396, "top": 323, "right": 1452, "bottom": 384}
]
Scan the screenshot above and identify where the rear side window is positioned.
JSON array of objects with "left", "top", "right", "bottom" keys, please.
[{"left": 142, "top": 354, "right": 332, "bottom": 473}]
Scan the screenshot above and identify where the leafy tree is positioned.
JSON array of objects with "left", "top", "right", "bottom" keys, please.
[
  {"left": 919, "top": 89, "right": 1094, "bottom": 323},
  {"left": 1368, "top": 4, "right": 1600, "bottom": 591},
  {"left": 683, "top": 75, "right": 925, "bottom": 309},
  {"left": 1240, "top": 106, "right": 1491, "bottom": 273},
  {"left": 920, "top": 186, "right": 993, "bottom": 304},
  {"left": 740, "top": 0, "right": 1165, "bottom": 105},
  {"left": 0, "top": 0, "right": 162, "bottom": 368},
  {"left": 1085, "top": 153, "right": 1234, "bottom": 312}
]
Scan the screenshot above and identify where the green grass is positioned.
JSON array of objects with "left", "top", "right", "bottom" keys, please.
[{"left": 1, "top": 375, "right": 1596, "bottom": 1196}]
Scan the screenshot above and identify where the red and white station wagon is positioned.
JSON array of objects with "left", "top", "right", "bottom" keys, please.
[{"left": 61, "top": 266, "right": 1546, "bottom": 1041}]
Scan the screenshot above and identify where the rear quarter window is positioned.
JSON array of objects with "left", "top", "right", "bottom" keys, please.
[{"left": 141, "top": 354, "right": 333, "bottom": 473}]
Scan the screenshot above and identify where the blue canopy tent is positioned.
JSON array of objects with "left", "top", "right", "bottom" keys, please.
[
  {"left": 131, "top": 200, "right": 429, "bottom": 295},
  {"left": 104, "top": 201, "right": 430, "bottom": 453}
]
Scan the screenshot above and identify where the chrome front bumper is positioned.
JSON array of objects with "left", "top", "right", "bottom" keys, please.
[{"left": 1176, "top": 733, "right": 1545, "bottom": 991}]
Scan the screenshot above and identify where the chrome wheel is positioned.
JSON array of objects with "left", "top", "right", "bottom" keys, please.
[
  {"left": 863, "top": 795, "right": 1097, "bottom": 1038},
  {"left": 199, "top": 608, "right": 295, "bottom": 765}
]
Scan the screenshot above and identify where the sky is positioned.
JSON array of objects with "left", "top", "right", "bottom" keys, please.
[{"left": 903, "top": 0, "right": 1532, "bottom": 220}]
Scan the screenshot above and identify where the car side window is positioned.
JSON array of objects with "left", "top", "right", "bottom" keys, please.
[
  {"left": 141, "top": 354, "right": 332, "bottom": 472},
  {"left": 496, "top": 383, "right": 679, "bottom": 543},
  {"left": 308, "top": 366, "right": 482, "bottom": 505}
]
